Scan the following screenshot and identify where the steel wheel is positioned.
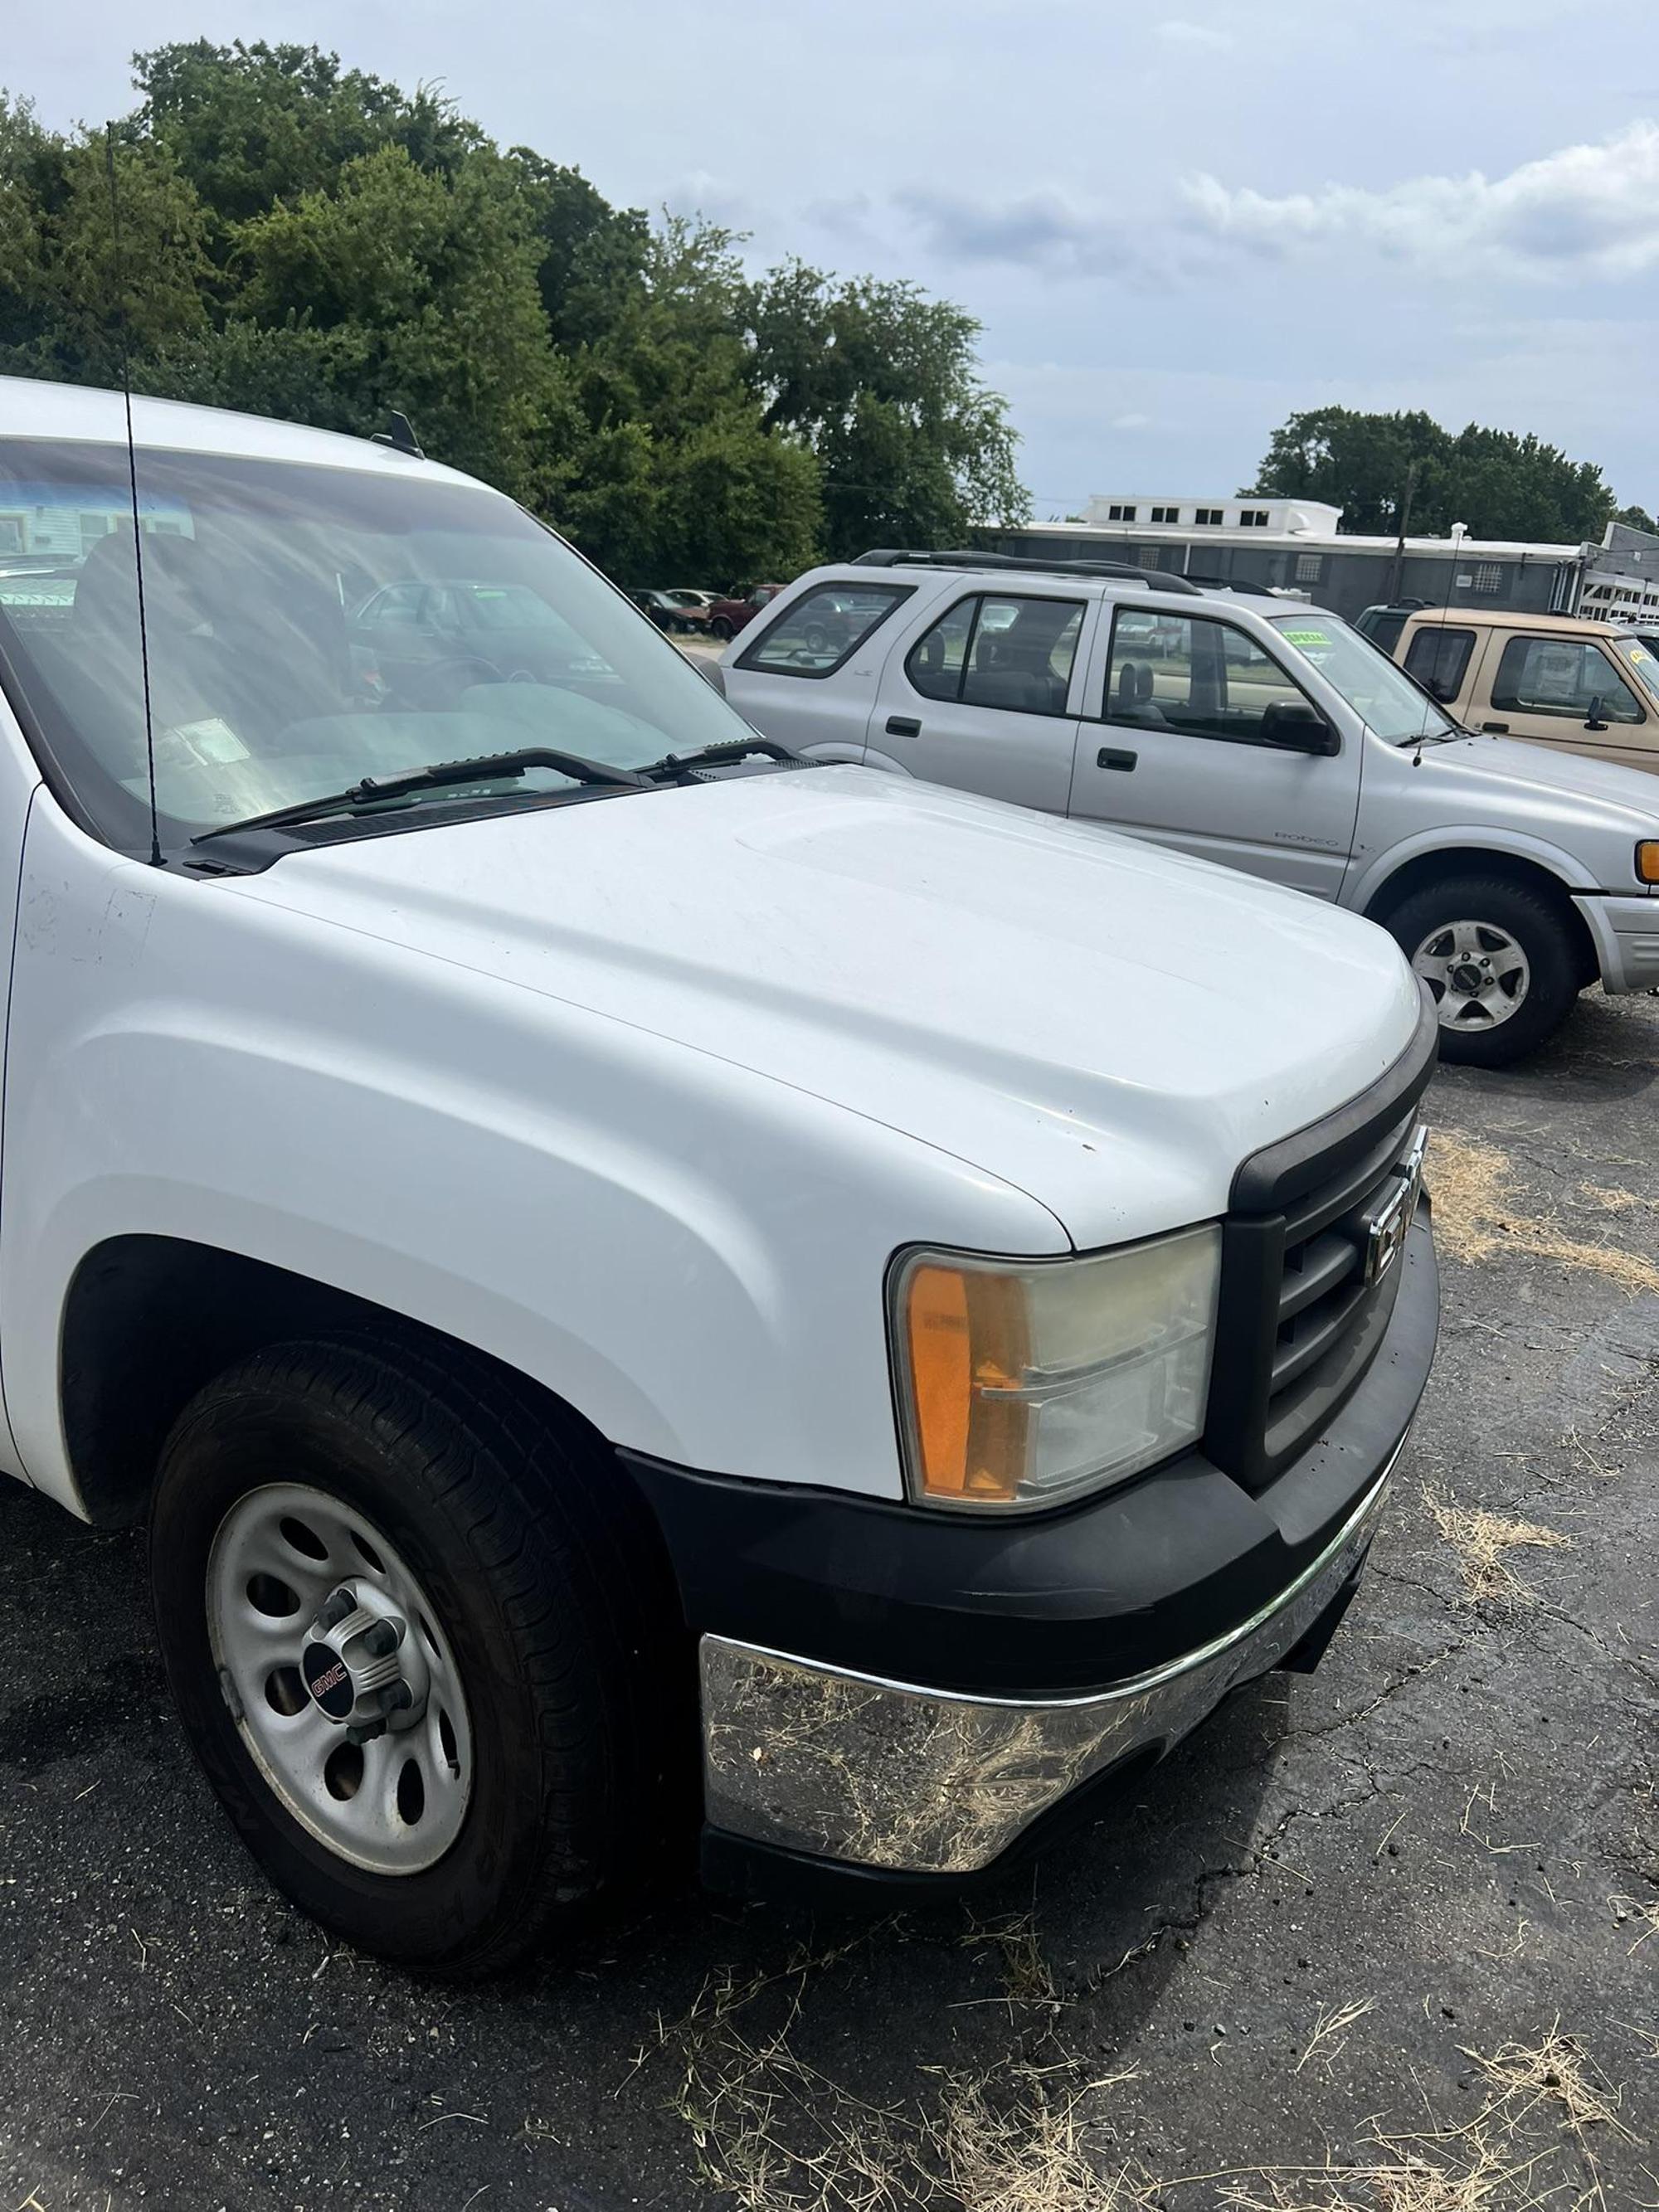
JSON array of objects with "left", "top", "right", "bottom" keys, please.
[
  {"left": 207, "top": 1482, "right": 473, "bottom": 1876},
  {"left": 1413, "top": 918, "right": 1531, "bottom": 1033}
]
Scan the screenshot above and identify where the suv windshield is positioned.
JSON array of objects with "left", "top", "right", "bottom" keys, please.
[
  {"left": 0, "top": 440, "right": 749, "bottom": 855},
  {"left": 1269, "top": 613, "right": 1459, "bottom": 744}
]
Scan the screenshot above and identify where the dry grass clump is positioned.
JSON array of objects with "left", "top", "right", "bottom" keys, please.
[
  {"left": 655, "top": 1933, "right": 1145, "bottom": 2212},
  {"left": 958, "top": 1909, "right": 1061, "bottom": 2015},
  {"left": 1428, "top": 1133, "right": 1659, "bottom": 1295},
  {"left": 1423, "top": 1490, "right": 1571, "bottom": 1607},
  {"left": 1220, "top": 2025, "right": 1638, "bottom": 2212},
  {"left": 1467, "top": 2021, "right": 1637, "bottom": 2146},
  {"left": 1578, "top": 1183, "right": 1659, "bottom": 1217},
  {"left": 1217, "top": 2127, "right": 1541, "bottom": 2212},
  {"left": 929, "top": 2071, "right": 1146, "bottom": 2212}
]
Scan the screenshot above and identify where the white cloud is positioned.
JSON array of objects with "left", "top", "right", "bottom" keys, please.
[
  {"left": 1109, "top": 411, "right": 1152, "bottom": 430},
  {"left": 1154, "top": 19, "right": 1234, "bottom": 50},
  {"left": 1185, "top": 122, "right": 1659, "bottom": 277}
]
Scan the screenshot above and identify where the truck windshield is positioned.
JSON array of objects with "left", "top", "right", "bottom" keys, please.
[
  {"left": 1269, "top": 613, "right": 1460, "bottom": 745},
  {"left": 1613, "top": 635, "right": 1659, "bottom": 707},
  {"left": 0, "top": 439, "right": 750, "bottom": 857}
]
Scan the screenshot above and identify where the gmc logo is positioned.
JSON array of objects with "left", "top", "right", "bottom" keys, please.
[{"left": 309, "top": 1660, "right": 348, "bottom": 1699}]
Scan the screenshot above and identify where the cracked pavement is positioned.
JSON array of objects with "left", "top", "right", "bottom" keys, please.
[{"left": 2, "top": 990, "right": 1657, "bottom": 2208}]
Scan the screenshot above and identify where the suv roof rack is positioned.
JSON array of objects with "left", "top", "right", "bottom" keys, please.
[
  {"left": 1181, "top": 575, "right": 1301, "bottom": 599},
  {"left": 851, "top": 547, "right": 1204, "bottom": 597}
]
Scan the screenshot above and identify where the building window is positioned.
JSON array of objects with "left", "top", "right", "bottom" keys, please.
[
  {"left": 1295, "top": 553, "right": 1323, "bottom": 582},
  {"left": 1138, "top": 545, "right": 1163, "bottom": 569},
  {"left": 1474, "top": 563, "right": 1505, "bottom": 594},
  {"left": 1150, "top": 505, "right": 1180, "bottom": 524},
  {"left": 1239, "top": 509, "right": 1269, "bottom": 528},
  {"left": 1194, "top": 508, "right": 1223, "bottom": 526},
  {"left": 1107, "top": 504, "right": 1136, "bottom": 523}
]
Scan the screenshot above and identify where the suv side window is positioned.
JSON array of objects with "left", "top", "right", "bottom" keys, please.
[
  {"left": 1403, "top": 625, "right": 1476, "bottom": 703},
  {"left": 737, "top": 581, "right": 912, "bottom": 679},
  {"left": 1491, "top": 636, "right": 1644, "bottom": 723},
  {"left": 1104, "top": 610, "right": 1313, "bottom": 743},
  {"left": 907, "top": 595, "right": 1084, "bottom": 717}
]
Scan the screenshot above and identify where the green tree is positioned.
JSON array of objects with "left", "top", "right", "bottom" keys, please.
[
  {"left": 1614, "top": 502, "right": 1659, "bottom": 537},
  {"left": 134, "top": 41, "right": 473, "bottom": 227},
  {"left": 0, "top": 41, "right": 1029, "bottom": 588},
  {"left": 747, "top": 262, "right": 1029, "bottom": 557},
  {"left": 1244, "top": 407, "right": 1448, "bottom": 532},
  {"left": 1248, "top": 405, "right": 1618, "bottom": 542},
  {"left": 228, "top": 142, "right": 570, "bottom": 503}
]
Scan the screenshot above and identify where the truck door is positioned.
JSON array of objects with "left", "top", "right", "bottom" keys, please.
[
  {"left": 865, "top": 589, "right": 1092, "bottom": 814},
  {"left": 1065, "top": 604, "right": 1362, "bottom": 897},
  {"left": 1470, "top": 630, "right": 1654, "bottom": 771}
]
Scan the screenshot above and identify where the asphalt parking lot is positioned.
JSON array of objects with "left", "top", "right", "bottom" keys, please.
[{"left": 2, "top": 990, "right": 1657, "bottom": 2211}]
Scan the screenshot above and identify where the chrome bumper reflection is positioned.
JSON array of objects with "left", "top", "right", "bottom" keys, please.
[{"left": 699, "top": 1447, "right": 1400, "bottom": 1874}]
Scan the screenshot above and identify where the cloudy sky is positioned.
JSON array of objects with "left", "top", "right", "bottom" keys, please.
[{"left": 11, "top": 0, "right": 1657, "bottom": 517}]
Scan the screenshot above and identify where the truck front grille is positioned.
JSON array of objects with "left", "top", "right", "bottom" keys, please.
[{"left": 1204, "top": 992, "right": 1438, "bottom": 1494}]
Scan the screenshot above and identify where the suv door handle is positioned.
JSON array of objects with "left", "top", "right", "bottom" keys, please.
[
  {"left": 1097, "top": 746, "right": 1137, "bottom": 771},
  {"left": 886, "top": 715, "right": 922, "bottom": 737},
  {"left": 1481, "top": 721, "right": 1509, "bottom": 734}
]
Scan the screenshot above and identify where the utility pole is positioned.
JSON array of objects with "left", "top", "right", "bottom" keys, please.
[{"left": 1386, "top": 459, "right": 1418, "bottom": 603}]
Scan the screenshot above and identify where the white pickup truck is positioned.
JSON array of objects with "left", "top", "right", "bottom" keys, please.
[
  {"left": 0, "top": 381, "right": 1437, "bottom": 1972},
  {"left": 718, "top": 552, "right": 1659, "bottom": 1065}
]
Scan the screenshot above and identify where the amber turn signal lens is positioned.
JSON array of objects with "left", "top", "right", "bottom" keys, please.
[
  {"left": 1637, "top": 840, "right": 1659, "bottom": 886},
  {"left": 902, "top": 1261, "right": 1028, "bottom": 1502}
]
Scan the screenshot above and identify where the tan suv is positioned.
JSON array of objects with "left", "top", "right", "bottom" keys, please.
[{"left": 1388, "top": 609, "right": 1659, "bottom": 772}]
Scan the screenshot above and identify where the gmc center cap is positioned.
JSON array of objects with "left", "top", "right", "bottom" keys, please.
[{"left": 302, "top": 1639, "right": 358, "bottom": 1720}]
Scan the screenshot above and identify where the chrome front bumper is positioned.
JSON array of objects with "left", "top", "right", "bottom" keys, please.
[{"left": 699, "top": 1445, "right": 1400, "bottom": 1876}]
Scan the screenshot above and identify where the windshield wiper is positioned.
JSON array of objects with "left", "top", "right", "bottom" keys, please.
[
  {"left": 634, "top": 736, "right": 802, "bottom": 782},
  {"left": 192, "top": 746, "right": 650, "bottom": 845}
]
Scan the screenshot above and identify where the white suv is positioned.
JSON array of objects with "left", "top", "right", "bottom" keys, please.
[{"left": 719, "top": 552, "right": 1659, "bottom": 1066}]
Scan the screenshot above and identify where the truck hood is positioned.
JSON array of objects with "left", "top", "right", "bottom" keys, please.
[
  {"left": 1409, "top": 730, "right": 1659, "bottom": 835},
  {"left": 229, "top": 767, "right": 1425, "bottom": 1248}
]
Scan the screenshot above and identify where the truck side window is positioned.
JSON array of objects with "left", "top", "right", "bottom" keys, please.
[
  {"left": 1104, "top": 611, "right": 1312, "bottom": 745},
  {"left": 1491, "top": 637, "right": 1644, "bottom": 723},
  {"left": 1402, "top": 625, "right": 1475, "bottom": 704}
]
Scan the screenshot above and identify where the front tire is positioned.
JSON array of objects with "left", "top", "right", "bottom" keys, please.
[
  {"left": 149, "top": 1335, "right": 689, "bottom": 1974},
  {"left": 1381, "top": 872, "right": 1581, "bottom": 1067},
  {"left": 709, "top": 616, "right": 733, "bottom": 641}
]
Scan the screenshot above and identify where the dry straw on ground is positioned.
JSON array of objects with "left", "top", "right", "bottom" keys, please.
[
  {"left": 1428, "top": 1133, "right": 1659, "bottom": 1295},
  {"left": 1423, "top": 1489, "right": 1572, "bottom": 1607}
]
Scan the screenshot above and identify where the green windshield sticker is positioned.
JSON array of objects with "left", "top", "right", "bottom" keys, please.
[{"left": 1281, "top": 628, "right": 1331, "bottom": 648}]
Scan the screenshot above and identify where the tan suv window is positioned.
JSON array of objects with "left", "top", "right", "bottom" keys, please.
[
  {"left": 1491, "top": 636, "right": 1643, "bottom": 723},
  {"left": 1402, "top": 625, "right": 1475, "bottom": 704}
]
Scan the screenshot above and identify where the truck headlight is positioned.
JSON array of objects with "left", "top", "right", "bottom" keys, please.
[{"left": 890, "top": 1225, "right": 1221, "bottom": 1512}]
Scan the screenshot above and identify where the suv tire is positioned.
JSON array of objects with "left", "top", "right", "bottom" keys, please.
[
  {"left": 1380, "top": 872, "right": 1580, "bottom": 1067},
  {"left": 150, "top": 1334, "right": 688, "bottom": 1975},
  {"left": 709, "top": 615, "right": 733, "bottom": 641}
]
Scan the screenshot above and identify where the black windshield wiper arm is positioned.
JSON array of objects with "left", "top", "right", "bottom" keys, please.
[
  {"left": 192, "top": 746, "right": 650, "bottom": 845},
  {"left": 635, "top": 736, "right": 802, "bottom": 782}
]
